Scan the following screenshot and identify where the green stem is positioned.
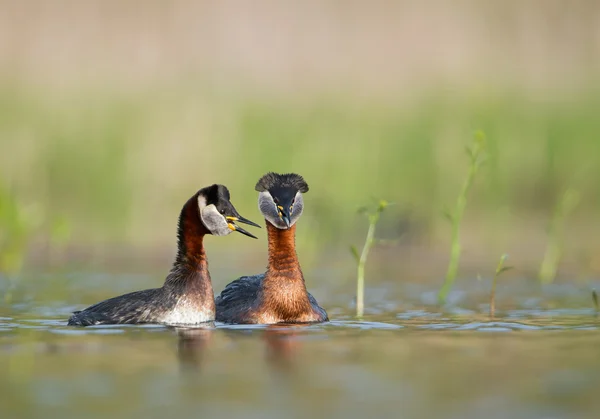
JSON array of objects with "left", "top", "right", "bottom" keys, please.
[
  {"left": 539, "top": 189, "right": 579, "bottom": 284},
  {"left": 357, "top": 213, "right": 379, "bottom": 318},
  {"left": 490, "top": 254, "right": 509, "bottom": 318},
  {"left": 438, "top": 150, "right": 480, "bottom": 304}
]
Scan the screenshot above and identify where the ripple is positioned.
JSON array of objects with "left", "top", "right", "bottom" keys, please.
[
  {"left": 48, "top": 329, "right": 89, "bottom": 335},
  {"left": 1, "top": 307, "right": 599, "bottom": 334},
  {"left": 329, "top": 320, "right": 404, "bottom": 330}
]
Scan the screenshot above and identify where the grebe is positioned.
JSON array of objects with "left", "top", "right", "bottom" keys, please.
[
  {"left": 215, "top": 172, "right": 328, "bottom": 324},
  {"left": 68, "top": 184, "right": 260, "bottom": 326}
]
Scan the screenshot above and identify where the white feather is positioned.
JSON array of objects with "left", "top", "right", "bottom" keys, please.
[{"left": 161, "top": 296, "right": 214, "bottom": 325}]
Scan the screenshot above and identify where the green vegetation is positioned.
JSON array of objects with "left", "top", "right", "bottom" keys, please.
[
  {"left": 0, "top": 180, "right": 72, "bottom": 301},
  {"left": 0, "top": 183, "right": 37, "bottom": 275},
  {"left": 1, "top": 84, "right": 599, "bottom": 282},
  {"left": 0, "top": 183, "right": 39, "bottom": 302},
  {"left": 350, "top": 200, "right": 390, "bottom": 318},
  {"left": 489, "top": 254, "right": 512, "bottom": 318},
  {"left": 438, "top": 132, "right": 486, "bottom": 305},
  {"left": 539, "top": 189, "right": 581, "bottom": 284}
]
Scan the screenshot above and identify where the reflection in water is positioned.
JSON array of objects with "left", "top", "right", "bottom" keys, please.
[
  {"left": 175, "top": 325, "right": 214, "bottom": 371},
  {"left": 263, "top": 324, "right": 310, "bottom": 372},
  {"left": 2, "top": 312, "right": 600, "bottom": 418}
]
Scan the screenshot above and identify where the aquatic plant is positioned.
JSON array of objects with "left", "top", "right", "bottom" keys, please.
[
  {"left": 538, "top": 188, "right": 580, "bottom": 284},
  {"left": 438, "top": 132, "right": 486, "bottom": 305},
  {"left": 2, "top": 85, "right": 600, "bottom": 264},
  {"left": 593, "top": 290, "right": 598, "bottom": 315},
  {"left": 489, "top": 254, "right": 512, "bottom": 318},
  {"left": 0, "top": 184, "right": 35, "bottom": 275},
  {"left": 0, "top": 180, "right": 72, "bottom": 301},
  {"left": 0, "top": 184, "right": 35, "bottom": 301},
  {"left": 350, "top": 199, "right": 390, "bottom": 318}
]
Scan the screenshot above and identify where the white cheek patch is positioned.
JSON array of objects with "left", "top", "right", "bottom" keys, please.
[
  {"left": 200, "top": 204, "right": 231, "bottom": 236},
  {"left": 258, "top": 191, "right": 274, "bottom": 210},
  {"left": 197, "top": 194, "right": 207, "bottom": 210},
  {"left": 258, "top": 190, "right": 304, "bottom": 229},
  {"left": 258, "top": 191, "right": 285, "bottom": 229},
  {"left": 289, "top": 191, "right": 304, "bottom": 226}
]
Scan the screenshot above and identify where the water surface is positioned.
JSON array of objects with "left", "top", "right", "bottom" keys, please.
[{"left": 1, "top": 274, "right": 600, "bottom": 419}]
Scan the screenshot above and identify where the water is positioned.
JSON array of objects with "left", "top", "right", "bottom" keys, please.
[{"left": 2, "top": 275, "right": 600, "bottom": 418}]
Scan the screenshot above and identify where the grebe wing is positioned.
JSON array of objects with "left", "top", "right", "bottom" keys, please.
[
  {"left": 215, "top": 274, "right": 263, "bottom": 322},
  {"left": 67, "top": 288, "right": 166, "bottom": 326}
]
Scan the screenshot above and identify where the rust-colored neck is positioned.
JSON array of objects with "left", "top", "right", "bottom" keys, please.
[
  {"left": 165, "top": 194, "right": 214, "bottom": 314},
  {"left": 169, "top": 194, "right": 212, "bottom": 289},
  {"left": 260, "top": 222, "right": 312, "bottom": 320},
  {"left": 265, "top": 223, "right": 302, "bottom": 276}
]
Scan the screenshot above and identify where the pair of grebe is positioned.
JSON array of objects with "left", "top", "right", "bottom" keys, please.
[{"left": 68, "top": 173, "right": 328, "bottom": 326}]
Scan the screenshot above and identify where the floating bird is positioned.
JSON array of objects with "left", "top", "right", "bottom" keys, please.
[
  {"left": 215, "top": 173, "right": 328, "bottom": 324},
  {"left": 68, "top": 184, "right": 259, "bottom": 326}
]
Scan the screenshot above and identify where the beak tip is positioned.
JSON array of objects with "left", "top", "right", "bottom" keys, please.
[
  {"left": 236, "top": 215, "right": 261, "bottom": 229},
  {"left": 232, "top": 224, "right": 259, "bottom": 239}
]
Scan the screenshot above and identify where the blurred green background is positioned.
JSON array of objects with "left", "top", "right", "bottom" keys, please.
[{"left": 1, "top": 0, "right": 600, "bottom": 285}]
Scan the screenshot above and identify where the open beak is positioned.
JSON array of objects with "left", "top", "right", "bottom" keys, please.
[
  {"left": 226, "top": 215, "right": 260, "bottom": 239},
  {"left": 234, "top": 215, "right": 261, "bottom": 228}
]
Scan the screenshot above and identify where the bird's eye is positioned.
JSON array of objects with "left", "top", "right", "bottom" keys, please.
[{"left": 220, "top": 209, "right": 225, "bottom": 214}]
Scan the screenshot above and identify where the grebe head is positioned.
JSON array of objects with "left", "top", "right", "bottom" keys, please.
[
  {"left": 198, "top": 184, "right": 260, "bottom": 238},
  {"left": 255, "top": 172, "right": 309, "bottom": 229}
]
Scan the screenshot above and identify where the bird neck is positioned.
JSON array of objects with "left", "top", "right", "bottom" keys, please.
[
  {"left": 165, "top": 194, "right": 214, "bottom": 315},
  {"left": 169, "top": 194, "right": 211, "bottom": 285},
  {"left": 261, "top": 222, "right": 312, "bottom": 318},
  {"left": 265, "top": 222, "right": 303, "bottom": 279}
]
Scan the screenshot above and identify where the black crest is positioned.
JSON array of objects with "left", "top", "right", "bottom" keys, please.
[
  {"left": 255, "top": 172, "right": 309, "bottom": 193},
  {"left": 199, "top": 184, "right": 231, "bottom": 205}
]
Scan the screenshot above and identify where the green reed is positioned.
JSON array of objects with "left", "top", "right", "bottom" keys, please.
[
  {"left": 438, "top": 132, "right": 486, "bottom": 305},
  {"left": 0, "top": 180, "right": 71, "bottom": 302},
  {"left": 538, "top": 188, "right": 580, "bottom": 284},
  {"left": 489, "top": 254, "right": 512, "bottom": 318},
  {"left": 0, "top": 184, "right": 34, "bottom": 275},
  {"left": 2, "top": 84, "right": 600, "bottom": 276},
  {"left": 350, "top": 200, "right": 389, "bottom": 318},
  {"left": 0, "top": 185, "right": 32, "bottom": 301}
]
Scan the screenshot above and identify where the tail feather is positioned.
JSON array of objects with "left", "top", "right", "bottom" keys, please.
[{"left": 67, "top": 311, "right": 114, "bottom": 326}]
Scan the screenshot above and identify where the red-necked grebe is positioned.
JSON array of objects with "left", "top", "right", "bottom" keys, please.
[
  {"left": 215, "top": 173, "right": 328, "bottom": 324},
  {"left": 68, "top": 184, "right": 260, "bottom": 326}
]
